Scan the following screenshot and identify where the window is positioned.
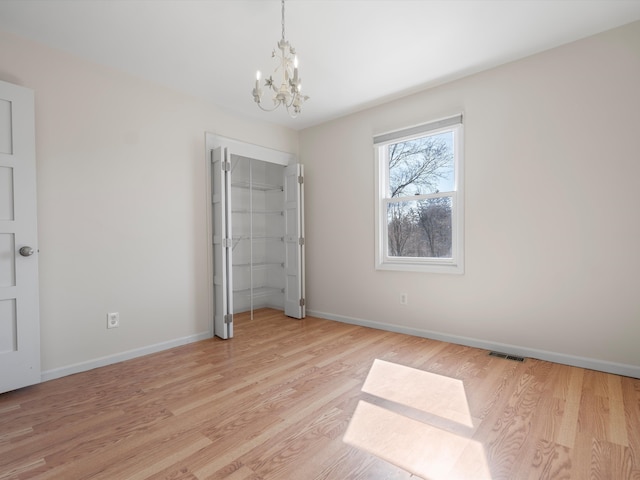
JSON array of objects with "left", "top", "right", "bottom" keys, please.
[{"left": 374, "top": 115, "right": 464, "bottom": 273}]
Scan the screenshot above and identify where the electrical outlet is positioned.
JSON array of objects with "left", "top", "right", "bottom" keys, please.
[
  {"left": 400, "top": 293, "right": 408, "bottom": 305},
  {"left": 107, "top": 312, "right": 120, "bottom": 329}
]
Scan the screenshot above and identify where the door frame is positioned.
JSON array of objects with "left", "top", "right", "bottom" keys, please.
[{"left": 204, "top": 134, "right": 295, "bottom": 338}]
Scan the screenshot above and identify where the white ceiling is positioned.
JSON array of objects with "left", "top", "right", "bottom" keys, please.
[{"left": 1, "top": 0, "right": 640, "bottom": 130}]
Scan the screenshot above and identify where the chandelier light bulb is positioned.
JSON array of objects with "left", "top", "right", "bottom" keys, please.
[{"left": 255, "top": 71, "right": 261, "bottom": 91}]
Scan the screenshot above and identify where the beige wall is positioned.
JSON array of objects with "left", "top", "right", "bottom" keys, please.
[
  {"left": 299, "top": 21, "right": 640, "bottom": 375},
  {"left": 0, "top": 31, "right": 298, "bottom": 376}
]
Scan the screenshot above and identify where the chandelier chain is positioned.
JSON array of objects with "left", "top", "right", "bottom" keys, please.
[{"left": 281, "top": 0, "right": 285, "bottom": 42}]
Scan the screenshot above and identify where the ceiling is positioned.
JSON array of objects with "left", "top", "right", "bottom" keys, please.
[{"left": 1, "top": 0, "right": 640, "bottom": 131}]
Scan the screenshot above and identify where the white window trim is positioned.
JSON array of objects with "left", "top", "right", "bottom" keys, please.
[{"left": 374, "top": 116, "right": 464, "bottom": 274}]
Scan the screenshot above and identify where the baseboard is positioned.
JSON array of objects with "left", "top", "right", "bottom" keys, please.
[
  {"left": 41, "top": 331, "right": 212, "bottom": 382},
  {"left": 307, "top": 309, "right": 640, "bottom": 379}
]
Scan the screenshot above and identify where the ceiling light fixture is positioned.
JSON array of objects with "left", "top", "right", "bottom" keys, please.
[{"left": 252, "top": 0, "right": 309, "bottom": 117}]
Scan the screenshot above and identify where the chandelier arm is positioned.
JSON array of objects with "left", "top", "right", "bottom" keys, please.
[
  {"left": 256, "top": 102, "right": 282, "bottom": 113},
  {"left": 271, "top": 97, "right": 302, "bottom": 118}
]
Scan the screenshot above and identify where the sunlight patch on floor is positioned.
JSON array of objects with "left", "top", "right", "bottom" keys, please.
[
  {"left": 344, "top": 359, "right": 492, "bottom": 480},
  {"left": 362, "top": 359, "right": 475, "bottom": 428}
]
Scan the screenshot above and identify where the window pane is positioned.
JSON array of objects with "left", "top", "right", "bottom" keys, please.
[
  {"left": 388, "top": 131, "right": 454, "bottom": 197},
  {"left": 387, "top": 197, "right": 452, "bottom": 258}
]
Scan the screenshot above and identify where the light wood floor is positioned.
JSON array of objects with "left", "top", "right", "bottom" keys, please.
[{"left": 1, "top": 309, "right": 639, "bottom": 479}]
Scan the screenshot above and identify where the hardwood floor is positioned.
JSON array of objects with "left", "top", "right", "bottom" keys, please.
[{"left": 1, "top": 309, "right": 639, "bottom": 479}]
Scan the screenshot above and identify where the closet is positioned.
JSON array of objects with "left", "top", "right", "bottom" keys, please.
[{"left": 207, "top": 134, "right": 305, "bottom": 339}]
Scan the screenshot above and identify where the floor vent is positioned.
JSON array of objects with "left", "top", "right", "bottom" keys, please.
[{"left": 489, "top": 351, "right": 525, "bottom": 362}]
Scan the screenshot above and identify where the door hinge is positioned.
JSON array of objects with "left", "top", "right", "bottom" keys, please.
[
  {"left": 222, "top": 160, "right": 230, "bottom": 172},
  {"left": 224, "top": 314, "right": 234, "bottom": 324},
  {"left": 298, "top": 175, "right": 304, "bottom": 184},
  {"left": 223, "top": 238, "right": 231, "bottom": 248},
  {"left": 299, "top": 237, "right": 305, "bottom": 246},
  {"left": 299, "top": 298, "right": 305, "bottom": 307}
]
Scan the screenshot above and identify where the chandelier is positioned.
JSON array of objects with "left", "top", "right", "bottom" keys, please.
[{"left": 252, "top": 0, "right": 309, "bottom": 117}]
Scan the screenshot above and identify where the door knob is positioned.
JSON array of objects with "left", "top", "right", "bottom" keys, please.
[{"left": 19, "top": 246, "right": 35, "bottom": 257}]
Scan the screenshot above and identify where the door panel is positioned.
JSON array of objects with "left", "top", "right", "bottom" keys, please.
[
  {"left": 0, "top": 98, "right": 13, "bottom": 154},
  {"left": 0, "top": 80, "right": 40, "bottom": 393},
  {"left": 0, "top": 233, "right": 16, "bottom": 287},
  {"left": 0, "top": 299, "right": 17, "bottom": 353},
  {"left": 0, "top": 166, "right": 14, "bottom": 219}
]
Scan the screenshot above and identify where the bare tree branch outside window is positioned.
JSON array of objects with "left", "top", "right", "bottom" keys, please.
[{"left": 387, "top": 133, "right": 454, "bottom": 258}]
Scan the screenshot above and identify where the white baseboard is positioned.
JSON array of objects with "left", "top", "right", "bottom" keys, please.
[
  {"left": 307, "top": 309, "right": 640, "bottom": 379},
  {"left": 41, "top": 331, "right": 211, "bottom": 382}
]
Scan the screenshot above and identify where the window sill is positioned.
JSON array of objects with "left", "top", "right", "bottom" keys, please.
[{"left": 375, "top": 260, "right": 464, "bottom": 274}]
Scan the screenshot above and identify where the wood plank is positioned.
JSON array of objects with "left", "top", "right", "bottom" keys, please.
[
  {"left": 556, "top": 366, "right": 584, "bottom": 448},
  {"left": 607, "top": 374, "right": 630, "bottom": 447}
]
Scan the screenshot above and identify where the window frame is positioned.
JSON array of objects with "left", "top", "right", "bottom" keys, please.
[{"left": 374, "top": 116, "right": 464, "bottom": 274}]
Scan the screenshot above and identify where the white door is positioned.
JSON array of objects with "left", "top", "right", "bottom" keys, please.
[
  {"left": 284, "top": 163, "right": 305, "bottom": 318},
  {"left": 211, "top": 147, "right": 233, "bottom": 339},
  {"left": 0, "top": 80, "right": 40, "bottom": 393}
]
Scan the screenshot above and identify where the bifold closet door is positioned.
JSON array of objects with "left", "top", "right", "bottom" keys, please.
[
  {"left": 284, "top": 163, "right": 305, "bottom": 319},
  {"left": 211, "top": 147, "right": 233, "bottom": 339}
]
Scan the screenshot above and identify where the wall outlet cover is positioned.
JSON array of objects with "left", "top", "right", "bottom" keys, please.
[{"left": 107, "top": 312, "right": 120, "bottom": 329}]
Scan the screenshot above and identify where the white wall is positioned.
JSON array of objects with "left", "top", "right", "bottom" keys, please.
[
  {"left": 299, "top": 21, "right": 640, "bottom": 376},
  {"left": 2, "top": 20, "right": 639, "bottom": 380},
  {"left": 0, "top": 30, "right": 298, "bottom": 377}
]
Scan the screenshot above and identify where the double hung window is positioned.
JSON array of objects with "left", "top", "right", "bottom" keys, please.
[{"left": 374, "top": 115, "right": 464, "bottom": 273}]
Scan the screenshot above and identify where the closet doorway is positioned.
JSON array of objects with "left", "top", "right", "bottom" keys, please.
[{"left": 205, "top": 134, "right": 305, "bottom": 339}]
